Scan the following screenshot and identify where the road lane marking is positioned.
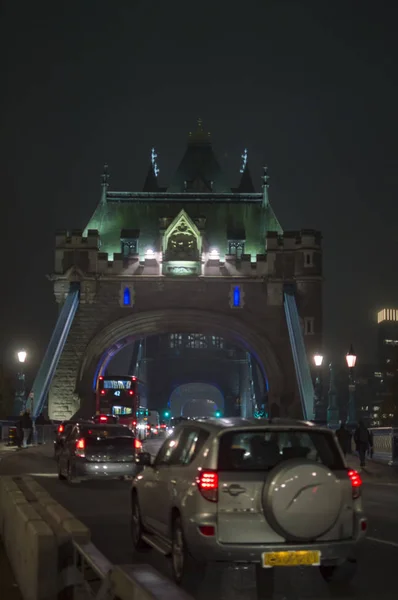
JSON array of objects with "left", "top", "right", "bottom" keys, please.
[{"left": 366, "top": 536, "right": 398, "bottom": 548}]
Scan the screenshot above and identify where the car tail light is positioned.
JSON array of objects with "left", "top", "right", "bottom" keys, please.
[
  {"left": 128, "top": 390, "right": 134, "bottom": 396},
  {"left": 134, "top": 439, "right": 142, "bottom": 450},
  {"left": 76, "top": 438, "right": 85, "bottom": 457},
  {"left": 58, "top": 424, "right": 64, "bottom": 434},
  {"left": 100, "top": 390, "right": 106, "bottom": 395},
  {"left": 196, "top": 470, "right": 218, "bottom": 502},
  {"left": 198, "top": 525, "right": 215, "bottom": 536},
  {"left": 99, "top": 376, "right": 104, "bottom": 380},
  {"left": 132, "top": 421, "right": 137, "bottom": 426},
  {"left": 348, "top": 469, "right": 362, "bottom": 499},
  {"left": 99, "top": 415, "right": 108, "bottom": 422}
]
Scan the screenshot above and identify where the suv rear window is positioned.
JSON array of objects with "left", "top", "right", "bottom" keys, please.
[
  {"left": 218, "top": 429, "right": 344, "bottom": 472},
  {"left": 82, "top": 426, "right": 133, "bottom": 438}
]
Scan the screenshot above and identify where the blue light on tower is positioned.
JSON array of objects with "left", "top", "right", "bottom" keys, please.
[
  {"left": 233, "top": 286, "right": 241, "bottom": 307},
  {"left": 123, "top": 287, "right": 131, "bottom": 306}
]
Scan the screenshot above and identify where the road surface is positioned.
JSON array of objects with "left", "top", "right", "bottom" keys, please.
[{"left": 1, "top": 445, "right": 398, "bottom": 599}]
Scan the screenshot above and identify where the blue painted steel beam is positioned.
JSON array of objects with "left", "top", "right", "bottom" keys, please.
[
  {"left": 30, "top": 283, "right": 80, "bottom": 418},
  {"left": 283, "top": 289, "right": 315, "bottom": 421}
]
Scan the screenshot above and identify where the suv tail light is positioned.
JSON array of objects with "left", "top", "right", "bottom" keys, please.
[
  {"left": 196, "top": 470, "right": 218, "bottom": 502},
  {"left": 134, "top": 439, "right": 142, "bottom": 451},
  {"left": 99, "top": 415, "right": 108, "bottom": 422},
  {"left": 76, "top": 438, "right": 85, "bottom": 457},
  {"left": 348, "top": 469, "right": 362, "bottom": 499},
  {"left": 58, "top": 424, "right": 64, "bottom": 434}
]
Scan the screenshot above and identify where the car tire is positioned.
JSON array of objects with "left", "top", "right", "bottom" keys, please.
[
  {"left": 58, "top": 461, "right": 66, "bottom": 481},
  {"left": 255, "top": 564, "right": 275, "bottom": 599},
  {"left": 319, "top": 558, "right": 357, "bottom": 586},
  {"left": 131, "top": 494, "right": 149, "bottom": 551},
  {"left": 66, "top": 462, "right": 79, "bottom": 485},
  {"left": 171, "top": 515, "right": 206, "bottom": 588}
]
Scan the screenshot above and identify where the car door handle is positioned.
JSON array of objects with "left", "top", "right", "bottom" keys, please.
[
  {"left": 170, "top": 479, "right": 177, "bottom": 485},
  {"left": 223, "top": 484, "right": 246, "bottom": 496}
]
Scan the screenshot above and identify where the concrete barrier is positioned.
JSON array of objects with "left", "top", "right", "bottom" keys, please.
[
  {"left": 0, "top": 476, "right": 90, "bottom": 600},
  {"left": 1, "top": 476, "right": 194, "bottom": 600}
]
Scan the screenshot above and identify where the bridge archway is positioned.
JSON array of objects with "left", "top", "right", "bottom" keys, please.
[
  {"left": 169, "top": 382, "right": 224, "bottom": 417},
  {"left": 77, "top": 308, "right": 284, "bottom": 414}
]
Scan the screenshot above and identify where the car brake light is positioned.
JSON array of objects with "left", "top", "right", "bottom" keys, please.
[
  {"left": 132, "top": 421, "right": 137, "bottom": 426},
  {"left": 100, "top": 390, "right": 106, "bottom": 395},
  {"left": 99, "top": 376, "right": 104, "bottom": 380},
  {"left": 198, "top": 525, "right": 215, "bottom": 536},
  {"left": 348, "top": 469, "right": 362, "bottom": 498},
  {"left": 196, "top": 470, "right": 218, "bottom": 502},
  {"left": 76, "top": 438, "right": 85, "bottom": 457},
  {"left": 99, "top": 416, "right": 108, "bottom": 422},
  {"left": 128, "top": 390, "right": 134, "bottom": 396},
  {"left": 58, "top": 424, "right": 64, "bottom": 433},
  {"left": 134, "top": 439, "right": 142, "bottom": 450}
]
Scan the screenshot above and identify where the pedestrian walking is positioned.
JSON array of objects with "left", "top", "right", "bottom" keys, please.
[
  {"left": 35, "top": 413, "right": 45, "bottom": 444},
  {"left": 336, "top": 421, "right": 351, "bottom": 456},
  {"left": 21, "top": 410, "right": 32, "bottom": 448},
  {"left": 354, "top": 420, "right": 373, "bottom": 468}
]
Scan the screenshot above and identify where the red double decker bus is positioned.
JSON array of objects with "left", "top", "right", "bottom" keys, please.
[{"left": 96, "top": 375, "right": 148, "bottom": 438}]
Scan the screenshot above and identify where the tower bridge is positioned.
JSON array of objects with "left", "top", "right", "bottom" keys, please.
[{"left": 31, "top": 119, "right": 322, "bottom": 421}]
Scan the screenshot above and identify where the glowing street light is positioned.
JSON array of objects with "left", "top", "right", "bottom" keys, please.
[
  {"left": 346, "top": 344, "right": 357, "bottom": 426},
  {"left": 17, "top": 350, "right": 27, "bottom": 363},
  {"left": 345, "top": 345, "right": 357, "bottom": 369},
  {"left": 313, "top": 353, "right": 323, "bottom": 367},
  {"left": 313, "top": 353, "right": 324, "bottom": 423}
]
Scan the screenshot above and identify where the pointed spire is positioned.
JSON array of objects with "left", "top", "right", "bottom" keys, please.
[
  {"left": 100, "top": 163, "right": 109, "bottom": 203},
  {"left": 143, "top": 149, "right": 159, "bottom": 192},
  {"left": 188, "top": 117, "right": 211, "bottom": 145},
  {"left": 237, "top": 149, "right": 255, "bottom": 193},
  {"left": 262, "top": 166, "right": 270, "bottom": 206},
  {"left": 151, "top": 147, "right": 160, "bottom": 177}
]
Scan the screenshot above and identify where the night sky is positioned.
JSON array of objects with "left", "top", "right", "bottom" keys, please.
[{"left": 1, "top": 1, "right": 398, "bottom": 377}]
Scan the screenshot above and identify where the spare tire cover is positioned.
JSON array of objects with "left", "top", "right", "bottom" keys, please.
[{"left": 262, "top": 458, "right": 342, "bottom": 542}]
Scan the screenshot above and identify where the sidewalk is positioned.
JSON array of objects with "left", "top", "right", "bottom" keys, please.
[{"left": 346, "top": 453, "right": 398, "bottom": 484}]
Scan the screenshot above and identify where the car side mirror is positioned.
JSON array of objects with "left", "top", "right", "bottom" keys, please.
[{"left": 137, "top": 452, "right": 152, "bottom": 466}]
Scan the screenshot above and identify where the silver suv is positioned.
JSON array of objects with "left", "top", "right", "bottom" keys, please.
[{"left": 131, "top": 418, "right": 367, "bottom": 591}]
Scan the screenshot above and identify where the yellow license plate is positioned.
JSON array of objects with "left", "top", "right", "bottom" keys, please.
[{"left": 262, "top": 550, "right": 321, "bottom": 568}]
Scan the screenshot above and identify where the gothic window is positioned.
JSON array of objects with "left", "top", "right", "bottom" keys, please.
[
  {"left": 120, "top": 284, "right": 134, "bottom": 308},
  {"left": 211, "top": 336, "right": 224, "bottom": 349},
  {"left": 228, "top": 240, "right": 245, "bottom": 259},
  {"left": 304, "top": 251, "right": 314, "bottom": 267},
  {"left": 121, "top": 229, "right": 140, "bottom": 258},
  {"left": 187, "top": 334, "right": 207, "bottom": 349},
  {"left": 121, "top": 239, "right": 138, "bottom": 257},
  {"left": 170, "top": 334, "right": 183, "bottom": 348},
  {"left": 304, "top": 317, "right": 315, "bottom": 335}
]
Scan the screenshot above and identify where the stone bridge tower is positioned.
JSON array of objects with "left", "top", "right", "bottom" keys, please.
[{"left": 48, "top": 120, "right": 322, "bottom": 420}]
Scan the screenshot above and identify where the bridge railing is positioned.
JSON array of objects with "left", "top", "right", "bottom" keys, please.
[
  {"left": 368, "top": 427, "right": 398, "bottom": 466},
  {"left": 72, "top": 540, "right": 193, "bottom": 599}
]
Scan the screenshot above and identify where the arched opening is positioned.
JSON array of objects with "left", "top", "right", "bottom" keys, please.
[
  {"left": 169, "top": 383, "right": 224, "bottom": 418},
  {"left": 76, "top": 309, "right": 284, "bottom": 419}
]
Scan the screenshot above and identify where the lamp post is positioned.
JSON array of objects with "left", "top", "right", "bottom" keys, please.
[
  {"left": 313, "top": 353, "right": 324, "bottom": 423},
  {"left": 327, "top": 362, "right": 340, "bottom": 428},
  {"left": 346, "top": 344, "right": 357, "bottom": 427},
  {"left": 14, "top": 350, "right": 27, "bottom": 415}
]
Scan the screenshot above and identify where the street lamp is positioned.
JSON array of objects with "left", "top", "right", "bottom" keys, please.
[
  {"left": 14, "top": 350, "right": 27, "bottom": 415},
  {"left": 313, "top": 353, "right": 324, "bottom": 423},
  {"left": 346, "top": 344, "right": 357, "bottom": 427}
]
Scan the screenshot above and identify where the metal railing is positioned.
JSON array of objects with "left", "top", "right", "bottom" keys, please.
[
  {"left": 369, "top": 427, "right": 398, "bottom": 466},
  {"left": 71, "top": 541, "right": 193, "bottom": 599}
]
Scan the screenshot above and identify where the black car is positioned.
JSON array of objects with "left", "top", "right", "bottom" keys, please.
[
  {"left": 54, "top": 419, "right": 93, "bottom": 459},
  {"left": 57, "top": 423, "right": 142, "bottom": 483}
]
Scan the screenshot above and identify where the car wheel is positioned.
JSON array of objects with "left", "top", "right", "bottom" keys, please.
[
  {"left": 58, "top": 461, "right": 66, "bottom": 481},
  {"left": 131, "top": 495, "right": 149, "bottom": 550},
  {"left": 171, "top": 516, "right": 206, "bottom": 588},
  {"left": 319, "top": 558, "right": 357, "bottom": 586},
  {"left": 67, "top": 462, "right": 79, "bottom": 485}
]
